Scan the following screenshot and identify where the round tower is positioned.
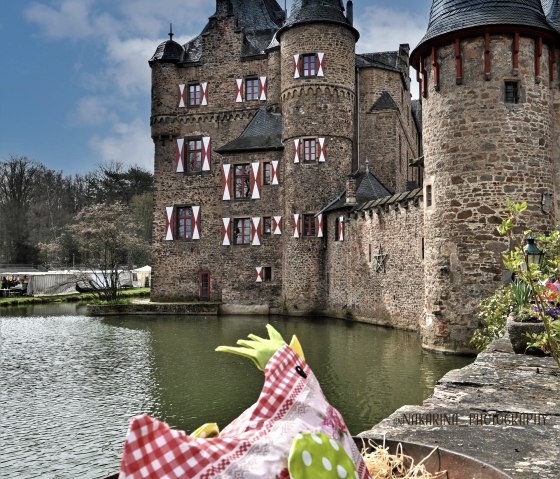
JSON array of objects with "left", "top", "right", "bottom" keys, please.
[
  {"left": 278, "top": 0, "right": 358, "bottom": 313},
  {"left": 411, "top": 0, "right": 560, "bottom": 352}
]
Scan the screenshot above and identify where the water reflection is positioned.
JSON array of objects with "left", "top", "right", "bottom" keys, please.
[{"left": 0, "top": 306, "right": 472, "bottom": 479}]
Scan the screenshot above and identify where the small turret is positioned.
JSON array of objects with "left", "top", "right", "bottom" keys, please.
[
  {"left": 149, "top": 25, "right": 184, "bottom": 66},
  {"left": 278, "top": 0, "right": 359, "bottom": 40}
]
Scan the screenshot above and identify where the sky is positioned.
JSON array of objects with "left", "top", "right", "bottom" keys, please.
[{"left": 0, "top": 0, "right": 431, "bottom": 175}]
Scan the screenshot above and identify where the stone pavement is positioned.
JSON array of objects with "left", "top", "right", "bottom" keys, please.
[{"left": 360, "top": 337, "right": 560, "bottom": 478}]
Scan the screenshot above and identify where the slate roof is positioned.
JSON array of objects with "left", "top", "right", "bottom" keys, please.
[
  {"left": 278, "top": 0, "right": 359, "bottom": 40},
  {"left": 369, "top": 91, "right": 399, "bottom": 112},
  {"left": 415, "top": 0, "right": 556, "bottom": 52},
  {"left": 355, "top": 171, "right": 392, "bottom": 202},
  {"left": 356, "top": 52, "right": 402, "bottom": 73},
  {"left": 155, "top": 0, "right": 285, "bottom": 64},
  {"left": 216, "top": 108, "right": 283, "bottom": 153},
  {"left": 546, "top": 0, "right": 560, "bottom": 31},
  {"left": 353, "top": 188, "right": 423, "bottom": 214},
  {"left": 149, "top": 37, "right": 185, "bottom": 64}
]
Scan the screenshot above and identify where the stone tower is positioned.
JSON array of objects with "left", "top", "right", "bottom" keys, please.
[
  {"left": 410, "top": 0, "right": 560, "bottom": 352},
  {"left": 277, "top": 0, "right": 359, "bottom": 313}
]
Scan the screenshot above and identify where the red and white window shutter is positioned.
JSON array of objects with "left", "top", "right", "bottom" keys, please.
[
  {"left": 317, "top": 52, "right": 325, "bottom": 77},
  {"left": 222, "top": 218, "right": 231, "bottom": 246},
  {"left": 165, "top": 207, "right": 174, "bottom": 240},
  {"left": 192, "top": 206, "right": 201, "bottom": 240},
  {"left": 293, "top": 54, "right": 301, "bottom": 78},
  {"left": 259, "top": 77, "right": 267, "bottom": 101},
  {"left": 178, "top": 84, "right": 186, "bottom": 108},
  {"left": 202, "top": 137, "right": 211, "bottom": 171},
  {"left": 235, "top": 79, "right": 244, "bottom": 103},
  {"left": 201, "top": 82, "right": 208, "bottom": 105},
  {"left": 221, "top": 164, "right": 231, "bottom": 201},
  {"left": 255, "top": 267, "right": 263, "bottom": 283},
  {"left": 250, "top": 162, "right": 261, "bottom": 199},
  {"left": 293, "top": 214, "right": 300, "bottom": 238},
  {"left": 176, "top": 138, "right": 185, "bottom": 173},
  {"left": 271, "top": 160, "right": 279, "bottom": 185},
  {"left": 251, "top": 217, "right": 261, "bottom": 246},
  {"left": 294, "top": 139, "right": 300, "bottom": 163},
  {"left": 339, "top": 216, "right": 345, "bottom": 241},
  {"left": 318, "top": 137, "right": 326, "bottom": 162},
  {"left": 317, "top": 214, "right": 324, "bottom": 238},
  {"left": 273, "top": 216, "right": 282, "bottom": 235}
]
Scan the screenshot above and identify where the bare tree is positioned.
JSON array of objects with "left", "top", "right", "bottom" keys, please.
[{"left": 40, "top": 203, "right": 149, "bottom": 301}]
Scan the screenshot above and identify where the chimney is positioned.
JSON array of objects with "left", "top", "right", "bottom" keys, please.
[
  {"left": 346, "top": 1, "right": 354, "bottom": 25},
  {"left": 215, "top": 0, "right": 233, "bottom": 16}
]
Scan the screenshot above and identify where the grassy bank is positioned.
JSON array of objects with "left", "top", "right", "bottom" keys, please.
[{"left": 0, "top": 288, "right": 150, "bottom": 307}]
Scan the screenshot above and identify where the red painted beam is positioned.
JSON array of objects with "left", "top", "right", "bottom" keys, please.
[{"left": 455, "top": 38, "right": 462, "bottom": 84}]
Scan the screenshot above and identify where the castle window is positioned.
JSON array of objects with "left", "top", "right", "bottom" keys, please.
[
  {"left": 176, "top": 207, "right": 194, "bottom": 240},
  {"left": 302, "top": 54, "right": 316, "bottom": 77},
  {"left": 233, "top": 218, "right": 251, "bottom": 245},
  {"left": 263, "top": 162, "right": 272, "bottom": 185},
  {"left": 263, "top": 266, "right": 272, "bottom": 282},
  {"left": 303, "top": 214, "right": 316, "bottom": 237},
  {"left": 263, "top": 216, "right": 272, "bottom": 236},
  {"left": 426, "top": 184, "right": 433, "bottom": 208},
  {"left": 234, "top": 164, "right": 251, "bottom": 199},
  {"left": 245, "top": 78, "right": 259, "bottom": 101},
  {"left": 303, "top": 139, "right": 316, "bottom": 162},
  {"left": 505, "top": 81, "right": 519, "bottom": 104},
  {"left": 187, "top": 139, "right": 203, "bottom": 173},
  {"left": 188, "top": 84, "right": 201, "bottom": 106}
]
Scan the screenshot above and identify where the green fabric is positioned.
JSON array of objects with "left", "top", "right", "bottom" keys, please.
[
  {"left": 215, "top": 324, "right": 287, "bottom": 371},
  {"left": 288, "top": 432, "right": 357, "bottom": 479}
]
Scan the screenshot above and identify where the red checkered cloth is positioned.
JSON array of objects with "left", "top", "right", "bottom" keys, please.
[{"left": 118, "top": 346, "right": 371, "bottom": 478}]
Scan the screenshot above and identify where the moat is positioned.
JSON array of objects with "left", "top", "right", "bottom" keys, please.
[{"left": 1, "top": 304, "right": 472, "bottom": 479}]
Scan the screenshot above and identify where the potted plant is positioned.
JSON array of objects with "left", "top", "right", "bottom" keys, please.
[{"left": 498, "top": 201, "right": 560, "bottom": 367}]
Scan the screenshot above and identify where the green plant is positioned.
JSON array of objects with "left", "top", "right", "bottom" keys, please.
[
  {"left": 510, "top": 279, "right": 532, "bottom": 310},
  {"left": 498, "top": 200, "right": 560, "bottom": 368},
  {"left": 471, "top": 285, "right": 515, "bottom": 351}
]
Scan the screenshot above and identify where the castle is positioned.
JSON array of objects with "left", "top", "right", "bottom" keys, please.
[{"left": 149, "top": 0, "right": 560, "bottom": 353}]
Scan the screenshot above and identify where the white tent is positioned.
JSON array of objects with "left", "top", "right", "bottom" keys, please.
[{"left": 132, "top": 266, "right": 151, "bottom": 288}]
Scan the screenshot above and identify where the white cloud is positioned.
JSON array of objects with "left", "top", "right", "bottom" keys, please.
[
  {"left": 89, "top": 119, "right": 154, "bottom": 171},
  {"left": 24, "top": 0, "right": 97, "bottom": 39},
  {"left": 355, "top": 6, "right": 425, "bottom": 54},
  {"left": 71, "top": 96, "right": 119, "bottom": 126}
]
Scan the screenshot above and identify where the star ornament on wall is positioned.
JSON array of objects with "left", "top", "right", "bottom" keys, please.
[{"left": 374, "top": 245, "right": 388, "bottom": 273}]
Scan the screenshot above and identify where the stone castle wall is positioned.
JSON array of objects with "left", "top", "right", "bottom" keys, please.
[
  {"left": 420, "top": 34, "right": 558, "bottom": 352},
  {"left": 151, "top": 13, "right": 284, "bottom": 307},
  {"left": 358, "top": 67, "right": 419, "bottom": 193},
  {"left": 325, "top": 195, "right": 424, "bottom": 330},
  {"left": 280, "top": 23, "right": 357, "bottom": 311}
]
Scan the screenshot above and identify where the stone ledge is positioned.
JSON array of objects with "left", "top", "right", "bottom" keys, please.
[
  {"left": 86, "top": 301, "right": 221, "bottom": 316},
  {"left": 360, "top": 336, "right": 560, "bottom": 478}
]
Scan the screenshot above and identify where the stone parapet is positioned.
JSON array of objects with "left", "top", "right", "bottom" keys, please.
[{"left": 361, "top": 337, "right": 560, "bottom": 479}]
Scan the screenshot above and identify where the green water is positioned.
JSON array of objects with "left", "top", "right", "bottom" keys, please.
[{"left": 0, "top": 304, "right": 472, "bottom": 478}]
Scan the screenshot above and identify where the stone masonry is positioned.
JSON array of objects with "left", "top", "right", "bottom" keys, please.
[{"left": 149, "top": 0, "right": 560, "bottom": 352}]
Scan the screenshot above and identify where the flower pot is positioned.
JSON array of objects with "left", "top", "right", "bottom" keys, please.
[{"left": 506, "top": 319, "right": 546, "bottom": 355}]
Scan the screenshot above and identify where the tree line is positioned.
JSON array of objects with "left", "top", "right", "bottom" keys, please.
[{"left": 0, "top": 155, "right": 153, "bottom": 269}]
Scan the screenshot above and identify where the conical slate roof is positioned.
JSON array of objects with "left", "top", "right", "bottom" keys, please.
[
  {"left": 546, "top": 0, "right": 560, "bottom": 32},
  {"left": 150, "top": 37, "right": 184, "bottom": 64},
  {"left": 415, "top": 0, "right": 555, "bottom": 52},
  {"left": 278, "top": 0, "right": 359, "bottom": 39}
]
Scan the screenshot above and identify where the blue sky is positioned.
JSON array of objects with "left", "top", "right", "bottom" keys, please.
[{"left": 0, "top": 1, "right": 431, "bottom": 175}]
